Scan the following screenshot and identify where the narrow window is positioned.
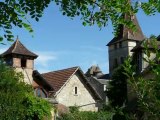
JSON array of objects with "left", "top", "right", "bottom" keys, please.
[
  {"left": 21, "top": 59, "right": 27, "bottom": 68},
  {"left": 114, "top": 44, "right": 117, "bottom": 49},
  {"left": 120, "top": 57, "right": 124, "bottom": 64},
  {"left": 75, "top": 87, "right": 77, "bottom": 95},
  {"left": 114, "top": 58, "right": 118, "bottom": 68},
  {"left": 37, "top": 88, "right": 41, "bottom": 97}
]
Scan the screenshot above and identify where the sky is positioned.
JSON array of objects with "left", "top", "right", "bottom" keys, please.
[{"left": 0, "top": 2, "right": 160, "bottom": 74}]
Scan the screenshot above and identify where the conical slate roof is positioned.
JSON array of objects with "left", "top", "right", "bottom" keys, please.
[
  {"left": 107, "top": 14, "right": 145, "bottom": 46},
  {"left": 1, "top": 38, "right": 38, "bottom": 58}
]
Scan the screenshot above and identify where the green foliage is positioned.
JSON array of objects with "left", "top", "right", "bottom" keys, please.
[
  {"left": 23, "top": 94, "right": 52, "bottom": 120},
  {"left": 1, "top": 0, "right": 160, "bottom": 43},
  {"left": 69, "top": 106, "right": 79, "bottom": 113},
  {"left": 54, "top": 0, "right": 160, "bottom": 35},
  {"left": 107, "top": 65, "right": 127, "bottom": 107},
  {"left": 123, "top": 36, "right": 160, "bottom": 119},
  {"left": 0, "top": 60, "right": 52, "bottom": 120},
  {"left": 58, "top": 111, "right": 113, "bottom": 120},
  {"left": 0, "top": 0, "right": 52, "bottom": 43}
]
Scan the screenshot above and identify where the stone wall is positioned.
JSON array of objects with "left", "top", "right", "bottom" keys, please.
[
  {"left": 55, "top": 72, "right": 99, "bottom": 111},
  {"left": 13, "top": 57, "right": 34, "bottom": 85},
  {"left": 16, "top": 68, "right": 33, "bottom": 85},
  {"left": 108, "top": 41, "right": 137, "bottom": 74}
]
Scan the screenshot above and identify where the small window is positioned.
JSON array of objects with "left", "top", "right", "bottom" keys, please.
[
  {"left": 34, "top": 88, "right": 47, "bottom": 98},
  {"left": 6, "top": 58, "right": 12, "bottom": 66},
  {"left": 119, "top": 42, "right": 122, "bottom": 48},
  {"left": 114, "top": 44, "right": 117, "bottom": 49},
  {"left": 75, "top": 87, "right": 77, "bottom": 95},
  {"left": 21, "top": 59, "right": 27, "bottom": 68},
  {"left": 114, "top": 58, "right": 118, "bottom": 68},
  {"left": 120, "top": 57, "right": 124, "bottom": 64}
]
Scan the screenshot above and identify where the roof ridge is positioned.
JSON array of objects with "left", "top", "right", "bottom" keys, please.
[
  {"left": 12, "top": 39, "right": 19, "bottom": 53},
  {"left": 42, "top": 66, "right": 79, "bottom": 74}
]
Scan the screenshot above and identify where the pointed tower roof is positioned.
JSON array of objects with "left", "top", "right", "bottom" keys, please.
[
  {"left": 107, "top": 14, "right": 145, "bottom": 46},
  {"left": 1, "top": 38, "right": 38, "bottom": 58}
]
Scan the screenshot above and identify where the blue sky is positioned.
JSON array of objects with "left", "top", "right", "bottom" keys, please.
[{"left": 0, "top": 3, "right": 160, "bottom": 74}]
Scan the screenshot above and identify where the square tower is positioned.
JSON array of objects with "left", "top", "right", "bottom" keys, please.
[
  {"left": 107, "top": 14, "right": 145, "bottom": 75},
  {"left": 1, "top": 38, "right": 38, "bottom": 84}
]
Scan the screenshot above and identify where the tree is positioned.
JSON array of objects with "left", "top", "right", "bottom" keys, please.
[
  {"left": 0, "top": 0, "right": 160, "bottom": 43},
  {"left": 0, "top": 0, "right": 52, "bottom": 42},
  {"left": 123, "top": 37, "right": 160, "bottom": 119},
  {"left": 106, "top": 65, "right": 128, "bottom": 108},
  {"left": 0, "top": 60, "right": 52, "bottom": 120}
]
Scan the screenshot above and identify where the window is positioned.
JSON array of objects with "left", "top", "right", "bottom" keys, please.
[
  {"left": 114, "top": 44, "right": 117, "bottom": 49},
  {"left": 34, "top": 88, "right": 47, "bottom": 98},
  {"left": 75, "top": 87, "right": 77, "bottom": 95},
  {"left": 120, "top": 57, "right": 124, "bottom": 64},
  {"left": 21, "top": 59, "right": 27, "bottom": 68},
  {"left": 6, "top": 58, "right": 12, "bottom": 66},
  {"left": 119, "top": 42, "right": 122, "bottom": 48},
  {"left": 114, "top": 58, "right": 118, "bottom": 68}
]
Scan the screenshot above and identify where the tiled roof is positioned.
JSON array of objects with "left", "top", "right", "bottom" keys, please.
[
  {"left": 107, "top": 14, "right": 145, "bottom": 46},
  {"left": 41, "top": 66, "right": 102, "bottom": 100},
  {"left": 1, "top": 39, "right": 38, "bottom": 58},
  {"left": 41, "top": 67, "right": 78, "bottom": 93},
  {"left": 33, "top": 70, "right": 53, "bottom": 92}
]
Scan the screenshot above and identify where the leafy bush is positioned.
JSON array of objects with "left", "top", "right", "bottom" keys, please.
[
  {"left": 58, "top": 111, "right": 113, "bottom": 120},
  {"left": 0, "top": 60, "right": 52, "bottom": 120}
]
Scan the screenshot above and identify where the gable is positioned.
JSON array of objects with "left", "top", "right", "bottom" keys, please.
[
  {"left": 40, "top": 67, "right": 102, "bottom": 101},
  {"left": 55, "top": 70, "right": 102, "bottom": 100},
  {"left": 55, "top": 71, "right": 100, "bottom": 110}
]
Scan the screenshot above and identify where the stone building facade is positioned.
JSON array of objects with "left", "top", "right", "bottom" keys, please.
[{"left": 55, "top": 72, "right": 99, "bottom": 111}]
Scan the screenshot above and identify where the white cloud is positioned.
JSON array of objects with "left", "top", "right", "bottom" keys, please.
[{"left": 35, "top": 51, "right": 57, "bottom": 67}]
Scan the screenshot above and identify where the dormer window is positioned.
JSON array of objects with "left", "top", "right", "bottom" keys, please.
[{"left": 21, "top": 59, "right": 27, "bottom": 68}]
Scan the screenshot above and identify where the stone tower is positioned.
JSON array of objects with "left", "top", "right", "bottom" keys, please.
[
  {"left": 1, "top": 38, "right": 38, "bottom": 84},
  {"left": 107, "top": 14, "right": 145, "bottom": 75}
]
